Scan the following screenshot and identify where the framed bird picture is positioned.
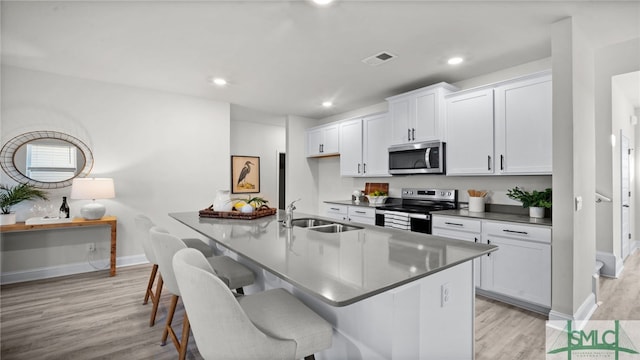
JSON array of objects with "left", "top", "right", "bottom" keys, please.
[{"left": 231, "top": 155, "right": 260, "bottom": 194}]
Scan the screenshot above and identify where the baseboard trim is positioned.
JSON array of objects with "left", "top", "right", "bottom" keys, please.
[
  {"left": 596, "top": 251, "right": 624, "bottom": 278},
  {"left": 475, "top": 288, "right": 550, "bottom": 316},
  {"left": 548, "top": 293, "right": 597, "bottom": 324},
  {"left": 1, "top": 254, "right": 148, "bottom": 285}
]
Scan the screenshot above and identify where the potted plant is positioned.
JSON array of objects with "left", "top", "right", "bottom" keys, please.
[
  {"left": 1, "top": 183, "right": 49, "bottom": 225},
  {"left": 506, "top": 186, "right": 552, "bottom": 218}
]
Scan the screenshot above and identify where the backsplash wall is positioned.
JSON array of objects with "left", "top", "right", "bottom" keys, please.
[{"left": 316, "top": 156, "right": 552, "bottom": 213}]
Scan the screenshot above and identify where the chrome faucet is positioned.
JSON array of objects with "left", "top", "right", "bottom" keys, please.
[{"left": 282, "top": 199, "right": 301, "bottom": 228}]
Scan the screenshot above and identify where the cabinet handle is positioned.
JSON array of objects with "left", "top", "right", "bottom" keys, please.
[
  {"left": 474, "top": 237, "right": 478, "bottom": 243},
  {"left": 363, "top": 163, "right": 367, "bottom": 174},
  {"left": 412, "top": 128, "right": 415, "bottom": 141},
  {"left": 330, "top": 207, "right": 340, "bottom": 211},
  {"left": 444, "top": 222, "right": 464, "bottom": 227},
  {"left": 487, "top": 239, "right": 491, "bottom": 256},
  {"left": 358, "top": 163, "right": 361, "bottom": 174},
  {"left": 354, "top": 210, "right": 366, "bottom": 214},
  {"left": 503, "top": 229, "right": 528, "bottom": 235},
  {"left": 408, "top": 129, "right": 411, "bottom": 142},
  {"left": 500, "top": 155, "right": 504, "bottom": 171},
  {"left": 488, "top": 155, "right": 492, "bottom": 171}
]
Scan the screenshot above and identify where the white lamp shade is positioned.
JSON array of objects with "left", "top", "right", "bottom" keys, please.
[{"left": 70, "top": 178, "right": 115, "bottom": 200}]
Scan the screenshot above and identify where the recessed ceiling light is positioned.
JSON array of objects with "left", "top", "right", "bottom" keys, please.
[
  {"left": 312, "top": 0, "right": 334, "bottom": 5},
  {"left": 447, "top": 57, "right": 464, "bottom": 65},
  {"left": 211, "top": 77, "right": 227, "bottom": 86},
  {"left": 322, "top": 101, "right": 333, "bottom": 108}
]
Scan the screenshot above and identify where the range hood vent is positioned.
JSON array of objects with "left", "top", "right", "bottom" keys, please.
[{"left": 362, "top": 51, "right": 396, "bottom": 66}]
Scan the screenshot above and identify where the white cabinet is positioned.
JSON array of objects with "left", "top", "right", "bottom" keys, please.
[
  {"left": 325, "top": 204, "right": 348, "bottom": 221},
  {"left": 325, "top": 204, "right": 375, "bottom": 225},
  {"left": 445, "top": 71, "right": 552, "bottom": 176},
  {"left": 494, "top": 74, "right": 552, "bottom": 174},
  {"left": 481, "top": 221, "right": 551, "bottom": 307},
  {"left": 386, "top": 83, "right": 458, "bottom": 145},
  {"left": 306, "top": 123, "right": 340, "bottom": 157},
  {"left": 445, "top": 88, "right": 495, "bottom": 175},
  {"left": 347, "top": 206, "right": 376, "bottom": 225},
  {"left": 339, "top": 113, "right": 390, "bottom": 177},
  {"left": 432, "top": 215, "right": 482, "bottom": 287}
]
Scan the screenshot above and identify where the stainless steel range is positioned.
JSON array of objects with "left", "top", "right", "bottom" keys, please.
[{"left": 375, "top": 188, "right": 458, "bottom": 234}]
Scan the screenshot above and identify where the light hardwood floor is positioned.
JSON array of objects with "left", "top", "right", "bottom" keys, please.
[{"left": 2, "top": 251, "right": 639, "bottom": 360}]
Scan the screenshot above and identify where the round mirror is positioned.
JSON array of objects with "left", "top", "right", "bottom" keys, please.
[{"left": 0, "top": 131, "right": 94, "bottom": 189}]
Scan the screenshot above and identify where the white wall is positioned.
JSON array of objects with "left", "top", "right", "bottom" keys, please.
[
  {"left": 230, "top": 105, "right": 286, "bottom": 208},
  {"left": 1, "top": 66, "right": 231, "bottom": 281},
  {"left": 285, "top": 115, "right": 319, "bottom": 214}
]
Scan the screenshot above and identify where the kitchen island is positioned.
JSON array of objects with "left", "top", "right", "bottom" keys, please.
[{"left": 170, "top": 211, "right": 497, "bottom": 359}]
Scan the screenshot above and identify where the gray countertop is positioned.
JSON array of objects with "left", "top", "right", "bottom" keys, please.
[
  {"left": 324, "top": 199, "right": 400, "bottom": 208},
  {"left": 170, "top": 211, "right": 497, "bottom": 307},
  {"left": 432, "top": 209, "right": 553, "bottom": 226}
]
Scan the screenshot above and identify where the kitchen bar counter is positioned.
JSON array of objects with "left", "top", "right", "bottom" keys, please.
[
  {"left": 170, "top": 211, "right": 496, "bottom": 306},
  {"left": 433, "top": 209, "right": 552, "bottom": 226},
  {"left": 171, "top": 210, "right": 497, "bottom": 359}
]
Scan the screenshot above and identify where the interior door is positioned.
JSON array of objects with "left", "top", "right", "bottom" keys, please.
[{"left": 621, "top": 132, "right": 631, "bottom": 260}]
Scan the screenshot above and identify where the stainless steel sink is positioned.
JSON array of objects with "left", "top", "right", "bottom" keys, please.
[
  {"left": 308, "top": 223, "right": 363, "bottom": 233},
  {"left": 291, "top": 218, "right": 335, "bottom": 228}
]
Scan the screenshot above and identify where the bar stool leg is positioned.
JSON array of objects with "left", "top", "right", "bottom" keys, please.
[
  {"left": 150, "top": 275, "right": 164, "bottom": 327},
  {"left": 144, "top": 264, "right": 158, "bottom": 305}
]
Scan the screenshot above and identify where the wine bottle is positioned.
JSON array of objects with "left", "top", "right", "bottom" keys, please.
[{"left": 59, "top": 196, "right": 70, "bottom": 218}]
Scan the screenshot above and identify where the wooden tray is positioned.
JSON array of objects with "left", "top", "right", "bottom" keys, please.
[{"left": 199, "top": 206, "right": 277, "bottom": 220}]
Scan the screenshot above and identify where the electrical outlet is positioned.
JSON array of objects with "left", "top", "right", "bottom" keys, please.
[
  {"left": 441, "top": 283, "right": 451, "bottom": 307},
  {"left": 88, "top": 243, "right": 96, "bottom": 252}
]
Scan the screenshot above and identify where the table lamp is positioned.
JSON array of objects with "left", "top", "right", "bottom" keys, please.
[{"left": 70, "top": 178, "right": 115, "bottom": 220}]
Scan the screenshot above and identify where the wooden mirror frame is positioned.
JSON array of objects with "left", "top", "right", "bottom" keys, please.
[{"left": 0, "top": 131, "right": 94, "bottom": 189}]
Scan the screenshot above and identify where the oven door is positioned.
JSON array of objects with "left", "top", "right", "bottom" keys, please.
[
  {"left": 388, "top": 141, "right": 444, "bottom": 174},
  {"left": 409, "top": 213, "right": 431, "bottom": 234}
]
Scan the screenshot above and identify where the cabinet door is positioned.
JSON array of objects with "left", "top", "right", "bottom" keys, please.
[
  {"left": 340, "top": 119, "right": 363, "bottom": 176},
  {"left": 363, "top": 113, "right": 390, "bottom": 177},
  {"left": 306, "top": 128, "right": 323, "bottom": 157},
  {"left": 495, "top": 74, "right": 552, "bottom": 174},
  {"left": 414, "top": 90, "right": 438, "bottom": 142},
  {"left": 446, "top": 88, "right": 495, "bottom": 175},
  {"left": 322, "top": 124, "right": 340, "bottom": 155},
  {"left": 481, "top": 236, "right": 551, "bottom": 307},
  {"left": 389, "top": 97, "right": 412, "bottom": 145},
  {"left": 348, "top": 207, "right": 375, "bottom": 225}
]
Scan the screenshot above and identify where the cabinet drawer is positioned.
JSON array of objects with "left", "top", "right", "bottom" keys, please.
[
  {"left": 348, "top": 206, "right": 375, "bottom": 218},
  {"left": 483, "top": 221, "right": 551, "bottom": 243},
  {"left": 432, "top": 216, "right": 482, "bottom": 233},
  {"left": 326, "top": 204, "right": 348, "bottom": 215}
]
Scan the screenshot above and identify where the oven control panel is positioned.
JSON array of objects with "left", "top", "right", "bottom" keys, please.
[{"left": 401, "top": 188, "right": 457, "bottom": 201}]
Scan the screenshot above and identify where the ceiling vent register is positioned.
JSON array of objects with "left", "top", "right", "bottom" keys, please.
[{"left": 362, "top": 51, "right": 396, "bottom": 66}]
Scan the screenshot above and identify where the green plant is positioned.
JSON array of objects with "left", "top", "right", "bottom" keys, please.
[
  {"left": 230, "top": 195, "right": 269, "bottom": 209},
  {"left": 0, "top": 184, "right": 49, "bottom": 214},
  {"left": 506, "top": 187, "right": 552, "bottom": 208}
]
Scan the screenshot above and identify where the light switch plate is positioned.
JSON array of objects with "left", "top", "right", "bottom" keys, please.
[{"left": 575, "top": 196, "right": 583, "bottom": 211}]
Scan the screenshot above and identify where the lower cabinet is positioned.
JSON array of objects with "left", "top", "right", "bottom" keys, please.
[
  {"left": 432, "top": 216, "right": 482, "bottom": 287},
  {"left": 325, "top": 204, "right": 375, "bottom": 225},
  {"left": 481, "top": 221, "right": 551, "bottom": 307},
  {"left": 432, "top": 215, "right": 551, "bottom": 310}
]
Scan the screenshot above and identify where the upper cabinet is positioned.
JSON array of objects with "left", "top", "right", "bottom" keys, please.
[
  {"left": 446, "top": 71, "right": 552, "bottom": 176},
  {"left": 386, "top": 82, "right": 459, "bottom": 145},
  {"left": 340, "top": 113, "right": 391, "bottom": 177},
  {"left": 306, "top": 122, "right": 340, "bottom": 157}
]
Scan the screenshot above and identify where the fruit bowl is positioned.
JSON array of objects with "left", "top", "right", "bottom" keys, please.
[{"left": 365, "top": 195, "right": 388, "bottom": 206}]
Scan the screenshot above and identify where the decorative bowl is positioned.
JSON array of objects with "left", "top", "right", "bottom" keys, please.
[{"left": 365, "top": 195, "right": 388, "bottom": 206}]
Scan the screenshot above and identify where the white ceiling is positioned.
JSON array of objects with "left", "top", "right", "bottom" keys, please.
[{"left": 2, "top": 1, "right": 639, "bottom": 119}]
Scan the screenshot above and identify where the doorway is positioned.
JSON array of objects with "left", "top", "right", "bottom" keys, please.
[
  {"left": 278, "top": 152, "right": 286, "bottom": 210},
  {"left": 621, "top": 132, "right": 631, "bottom": 260}
]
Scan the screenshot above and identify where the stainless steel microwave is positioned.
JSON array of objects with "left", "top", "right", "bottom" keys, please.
[{"left": 388, "top": 141, "right": 445, "bottom": 175}]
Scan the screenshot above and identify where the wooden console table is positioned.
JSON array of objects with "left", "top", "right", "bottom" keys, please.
[{"left": 0, "top": 216, "right": 118, "bottom": 276}]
